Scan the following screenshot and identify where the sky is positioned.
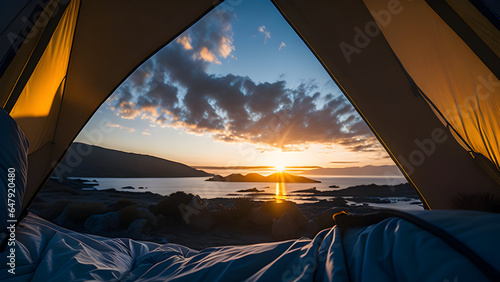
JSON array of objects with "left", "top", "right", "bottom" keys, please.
[{"left": 75, "top": 0, "right": 395, "bottom": 172}]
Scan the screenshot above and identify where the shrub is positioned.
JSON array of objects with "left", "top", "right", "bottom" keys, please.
[
  {"left": 118, "top": 204, "right": 157, "bottom": 228},
  {"left": 212, "top": 204, "right": 239, "bottom": 225},
  {"left": 44, "top": 184, "right": 81, "bottom": 195},
  {"left": 64, "top": 202, "right": 108, "bottom": 223},
  {"left": 111, "top": 198, "right": 137, "bottom": 211},
  {"left": 149, "top": 191, "right": 194, "bottom": 219},
  {"left": 234, "top": 197, "right": 255, "bottom": 217},
  {"left": 31, "top": 200, "right": 71, "bottom": 221}
]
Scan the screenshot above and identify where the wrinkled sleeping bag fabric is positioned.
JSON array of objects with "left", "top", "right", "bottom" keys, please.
[
  {"left": 0, "top": 108, "right": 29, "bottom": 232},
  {"left": 1, "top": 210, "right": 499, "bottom": 281}
]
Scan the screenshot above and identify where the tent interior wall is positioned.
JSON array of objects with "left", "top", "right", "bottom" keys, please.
[{"left": 1, "top": 0, "right": 499, "bottom": 217}]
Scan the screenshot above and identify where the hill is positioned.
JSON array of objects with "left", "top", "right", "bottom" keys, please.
[
  {"left": 57, "top": 143, "right": 211, "bottom": 178},
  {"left": 206, "top": 172, "right": 320, "bottom": 183},
  {"left": 302, "top": 165, "right": 403, "bottom": 176}
]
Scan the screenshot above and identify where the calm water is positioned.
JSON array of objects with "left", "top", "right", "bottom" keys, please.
[{"left": 72, "top": 175, "right": 423, "bottom": 210}]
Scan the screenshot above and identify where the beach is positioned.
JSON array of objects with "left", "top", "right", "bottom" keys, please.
[{"left": 29, "top": 178, "right": 423, "bottom": 250}]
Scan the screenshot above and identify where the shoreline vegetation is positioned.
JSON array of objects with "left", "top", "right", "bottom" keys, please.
[{"left": 30, "top": 178, "right": 422, "bottom": 250}]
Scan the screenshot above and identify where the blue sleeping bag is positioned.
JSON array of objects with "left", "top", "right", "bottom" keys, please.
[{"left": 1, "top": 209, "right": 499, "bottom": 281}]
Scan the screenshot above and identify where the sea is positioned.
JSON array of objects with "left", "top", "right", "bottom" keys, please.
[{"left": 71, "top": 175, "right": 425, "bottom": 211}]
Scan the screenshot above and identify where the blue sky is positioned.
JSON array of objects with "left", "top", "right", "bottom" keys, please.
[{"left": 75, "top": 0, "right": 394, "bottom": 172}]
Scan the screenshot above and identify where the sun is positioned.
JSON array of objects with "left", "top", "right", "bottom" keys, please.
[{"left": 275, "top": 164, "right": 286, "bottom": 172}]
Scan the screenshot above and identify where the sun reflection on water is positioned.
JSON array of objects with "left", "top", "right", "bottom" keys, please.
[{"left": 275, "top": 182, "right": 288, "bottom": 203}]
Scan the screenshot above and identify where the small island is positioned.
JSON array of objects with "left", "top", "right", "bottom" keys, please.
[
  {"left": 206, "top": 172, "right": 321, "bottom": 183},
  {"left": 237, "top": 187, "right": 265, "bottom": 193}
]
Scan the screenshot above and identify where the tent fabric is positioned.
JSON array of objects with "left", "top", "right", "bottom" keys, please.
[
  {"left": 1, "top": 0, "right": 500, "bottom": 213},
  {"left": 0, "top": 0, "right": 59, "bottom": 108},
  {"left": 1, "top": 210, "right": 499, "bottom": 281},
  {"left": 363, "top": 0, "right": 500, "bottom": 172},
  {"left": 0, "top": 0, "right": 45, "bottom": 77},
  {"left": 0, "top": 108, "right": 29, "bottom": 232},
  {"left": 271, "top": 0, "right": 500, "bottom": 209},
  {"left": 470, "top": 0, "right": 500, "bottom": 30},
  {"left": 10, "top": 0, "right": 79, "bottom": 153},
  {"left": 424, "top": 0, "right": 500, "bottom": 80},
  {"left": 0, "top": 0, "right": 33, "bottom": 36},
  {"left": 0, "top": 0, "right": 220, "bottom": 212},
  {"left": 444, "top": 0, "right": 500, "bottom": 59}
]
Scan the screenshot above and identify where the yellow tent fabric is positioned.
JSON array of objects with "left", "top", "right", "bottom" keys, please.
[
  {"left": 0, "top": 0, "right": 61, "bottom": 112},
  {"left": 11, "top": 0, "right": 79, "bottom": 153},
  {"left": 272, "top": 0, "right": 500, "bottom": 209},
  {"left": 363, "top": 0, "right": 500, "bottom": 172},
  {"left": 446, "top": 0, "right": 500, "bottom": 59},
  {"left": 1, "top": 0, "right": 220, "bottom": 211}
]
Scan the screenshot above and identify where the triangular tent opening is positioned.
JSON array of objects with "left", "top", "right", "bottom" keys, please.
[
  {"left": 1, "top": 0, "right": 499, "bottom": 231},
  {"left": 2, "top": 0, "right": 500, "bottom": 280},
  {"left": 20, "top": 0, "right": 423, "bottom": 247}
]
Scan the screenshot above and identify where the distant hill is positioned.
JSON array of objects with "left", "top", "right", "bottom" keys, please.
[
  {"left": 302, "top": 165, "right": 403, "bottom": 176},
  {"left": 58, "top": 143, "right": 212, "bottom": 178},
  {"left": 206, "top": 172, "right": 320, "bottom": 183}
]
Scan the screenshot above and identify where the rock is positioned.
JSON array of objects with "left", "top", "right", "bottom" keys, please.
[
  {"left": 248, "top": 207, "right": 274, "bottom": 225},
  {"left": 314, "top": 207, "right": 346, "bottom": 229},
  {"left": 53, "top": 207, "right": 70, "bottom": 226},
  {"left": 290, "top": 187, "right": 320, "bottom": 194},
  {"left": 295, "top": 213, "right": 309, "bottom": 230},
  {"left": 53, "top": 202, "right": 107, "bottom": 226},
  {"left": 260, "top": 201, "right": 309, "bottom": 229},
  {"left": 85, "top": 211, "right": 120, "bottom": 233},
  {"left": 305, "top": 220, "right": 321, "bottom": 237},
  {"left": 272, "top": 214, "right": 298, "bottom": 239},
  {"left": 191, "top": 212, "right": 215, "bottom": 231},
  {"left": 237, "top": 187, "right": 264, "bottom": 193},
  {"left": 156, "top": 214, "right": 167, "bottom": 229},
  {"left": 126, "top": 219, "right": 148, "bottom": 239},
  {"left": 119, "top": 205, "right": 157, "bottom": 228},
  {"left": 182, "top": 195, "right": 215, "bottom": 230},
  {"left": 330, "top": 197, "right": 348, "bottom": 207}
]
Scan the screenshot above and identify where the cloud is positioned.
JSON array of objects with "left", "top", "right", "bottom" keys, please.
[
  {"left": 279, "top": 41, "right": 286, "bottom": 50},
  {"left": 104, "top": 122, "right": 136, "bottom": 132},
  {"left": 110, "top": 9, "right": 381, "bottom": 153},
  {"left": 258, "top": 25, "right": 271, "bottom": 44},
  {"left": 113, "top": 91, "right": 140, "bottom": 119},
  {"left": 176, "top": 35, "right": 193, "bottom": 50},
  {"left": 198, "top": 46, "right": 220, "bottom": 64}
]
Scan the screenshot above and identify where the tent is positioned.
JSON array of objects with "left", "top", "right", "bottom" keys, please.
[
  {"left": 1, "top": 0, "right": 500, "bottom": 280},
  {"left": 1, "top": 0, "right": 499, "bottom": 214}
]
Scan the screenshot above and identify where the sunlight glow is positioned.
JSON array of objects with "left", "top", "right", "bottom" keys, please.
[
  {"left": 275, "top": 164, "right": 286, "bottom": 172},
  {"left": 275, "top": 182, "right": 288, "bottom": 203}
]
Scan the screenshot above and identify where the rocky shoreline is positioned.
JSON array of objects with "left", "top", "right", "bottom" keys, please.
[{"left": 29, "top": 178, "right": 421, "bottom": 250}]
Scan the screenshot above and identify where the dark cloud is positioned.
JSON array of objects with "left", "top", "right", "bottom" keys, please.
[{"left": 110, "top": 9, "right": 380, "bottom": 153}]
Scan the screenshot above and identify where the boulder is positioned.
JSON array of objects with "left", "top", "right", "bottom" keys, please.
[
  {"left": 260, "top": 201, "right": 309, "bottom": 229},
  {"left": 84, "top": 211, "right": 120, "bottom": 233},
  {"left": 272, "top": 213, "right": 298, "bottom": 240},
  {"left": 119, "top": 205, "right": 157, "bottom": 228},
  {"left": 182, "top": 195, "right": 215, "bottom": 230},
  {"left": 156, "top": 214, "right": 167, "bottom": 229},
  {"left": 126, "top": 219, "right": 148, "bottom": 239},
  {"left": 190, "top": 212, "right": 215, "bottom": 231},
  {"left": 248, "top": 207, "right": 274, "bottom": 225},
  {"left": 305, "top": 219, "right": 321, "bottom": 237}
]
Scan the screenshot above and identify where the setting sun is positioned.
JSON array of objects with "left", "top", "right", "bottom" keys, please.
[{"left": 275, "top": 164, "right": 286, "bottom": 172}]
